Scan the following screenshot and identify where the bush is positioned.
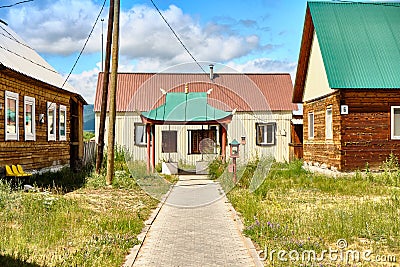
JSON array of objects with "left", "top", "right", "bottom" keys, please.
[
  {"left": 32, "top": 165, "right": 92, "bottom": 193},
  {"left": 236, "top": 158, "right": 259, "bottom": 189},
  {"left": 208, "top": 157, "right": 228, "bottom": 180}
]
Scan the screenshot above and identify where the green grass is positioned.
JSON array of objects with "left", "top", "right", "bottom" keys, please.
[
  {"left": 222, "top": 159, "right": 400, "bottom": 266},
  {"left": 83, "top": 131, "right": 95, "bottom": 142},
  {"left": 0, "top": 156, "right": 160, "bottom": 266}
]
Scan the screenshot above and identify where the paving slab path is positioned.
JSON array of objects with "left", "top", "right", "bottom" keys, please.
[{"left": 129, "top": 175, "right": 262, "bottom": 267}]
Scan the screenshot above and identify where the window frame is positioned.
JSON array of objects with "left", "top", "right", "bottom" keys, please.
[
  {"left": 5, "top": 91, "right": 19, "bottom": 141},
  {"left": 188, "top": 129, "right": 217, "bottom": 155},
  {"left": 391, "top": 106, "right": 400, "bottom": 140},
  {"left": 134, "top": 123, "right": 147, "bottom": 146},
  {"left": 325, "top": 106, "right": 333, "bottom": 140},
  {"left": 47, "top": 102, "right": 57, "bottom": 141},
  {"left": 308, "top": 112, "right": 314, "bottom": 139},
  {"left": 24, "top": 96, "right": 36, "bottom": 141},
  {"left": 59, "top": 105, "right": 67, "bottom": 141},
  {"left": 256, "top": 122, "right": 276, "bottom": 146}
]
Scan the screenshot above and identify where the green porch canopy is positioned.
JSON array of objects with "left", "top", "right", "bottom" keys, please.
[{"left": 141, "top": 92, "right": 233, "bottom": 124}]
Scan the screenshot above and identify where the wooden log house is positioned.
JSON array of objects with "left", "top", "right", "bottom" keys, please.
[
  {"left": 293, "top": 2, "right": 400, "bottom": 171},
  {"left": 0, "top": 23, "right": 86, "bottom": 174}
]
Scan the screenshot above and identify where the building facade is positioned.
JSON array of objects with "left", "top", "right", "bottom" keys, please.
[
  {"left": 293, "top": 2, "right": 400, "bottom": 171},
  {"left": 0, "top": 23, "right": 86, "bottom": 172},
  {"left": 95, "top": 72, "right": 296, "bottom": 169}
]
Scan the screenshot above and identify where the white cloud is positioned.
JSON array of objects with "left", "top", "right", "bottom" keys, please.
[
  {"left": 2, "top": 1, "right": 288, "bottom": 103},
  {"left": 67, "top": 60, "right": 136, "bottom": 104},
  {"left": 226, "top": 58, "right": 297, "bottom": 81},
  {"left": 4, "top": 1, "right": 264, "bottom": 65},
  {"left": 118, "top": 4, "right": 261, "bottom": 66},
  {"left": 6, "top": 0, "right": 101, "bottom": 55},
  {"left": 67, "top": 64, "right": 101, "bottom": 104}
]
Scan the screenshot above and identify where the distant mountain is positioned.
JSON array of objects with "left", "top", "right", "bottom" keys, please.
[{"left": 84, "top": 104, "right": 95, "bottom": 132}]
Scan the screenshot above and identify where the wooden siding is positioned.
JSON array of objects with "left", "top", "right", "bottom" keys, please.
[
  {"left": 303, "top": 89, "right": 400, "bottom": 171},
  {"left": 341, "top": 90, "right": 400, "bottom": 170},
  {"left": 0, "top": 69, "right": 80, "bottom": 171},
  {"left": 96, "top": 111, "right": 292, "bottom": 166},
  {"left": 303, "top": 92, "right": 342, "bottom": 169}
]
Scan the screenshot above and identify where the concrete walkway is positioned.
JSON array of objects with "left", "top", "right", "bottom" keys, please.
[{"left": 127, "top": 175, "right": 262, "bottom": 267}]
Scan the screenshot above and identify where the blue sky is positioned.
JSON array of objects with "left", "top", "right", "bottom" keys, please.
[{"left": 0, "top": 0, "right": 376, "bottom": 103}]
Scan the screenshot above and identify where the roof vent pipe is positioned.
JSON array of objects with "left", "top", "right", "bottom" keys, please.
[{"left": 209, "top": 64, "right": 214, "bottom": 80}]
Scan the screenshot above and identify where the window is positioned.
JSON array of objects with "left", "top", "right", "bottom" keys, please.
[
  {"left": 5, "top": 91, "right": 19, "bottom": 141},
  {"left": 391, "top": 106, "right": 400, "bottom": 140},
  {"left": 47, "top": 102, "right": 56, "bottom": 141},
  {"left": 308, "top": 112, "right": 314, "bottom": 139},
  {"left": 162, "top": 131, "right": 177, "bottom": 153},
  {"left": 326, "top": 107, "right": 333, "bottom": 139},
  {"left": 188, "top": 129, "right": 217, "bottom": 154},
  {"left": 134, "top": 123, "right": 147, "bottom": 145},
  {"left": 59, "top": 105, "right": 67, "bottom": 141},
  {"left": 24, "top": 96, "right": 35, "bottom": 141},
  {"left": 256, "top": 123, "right": 276, "bottom": 145}
]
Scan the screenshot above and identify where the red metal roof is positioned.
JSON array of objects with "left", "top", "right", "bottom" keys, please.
[{"left": 94, "top": 73, "right": 296, "bottom": 112}]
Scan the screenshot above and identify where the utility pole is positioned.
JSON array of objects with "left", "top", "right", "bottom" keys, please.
[
  {"left": 106, "top": 0, "right": 120, "bottom": 185},
  {"left": 101, "top": 18, "right": 104, "bottom": 72},
  {"left": 96, "top": 0, "right": 114, "bottom": 174}
]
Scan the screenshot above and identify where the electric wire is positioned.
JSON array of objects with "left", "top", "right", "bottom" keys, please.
[
  {"left": 0, "top": 0, "right": 33, "bottom": 9},
  {"left": 0, "top": 0, "right": 106, "bottom": 148},
  {"left": 59, "top": 0, "right": 107, "bottom": 90},
  {"left": 149, "top": 0, "right": 207, "bottom": 74},
  {"left": 46, "top": 0, "right": 107, "bottom": 110},
  {"left": 149, "top": 0, "right": 288, "bottom": 124}
]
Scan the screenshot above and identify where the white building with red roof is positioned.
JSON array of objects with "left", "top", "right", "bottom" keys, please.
[{"left": 94, "top": 68, "right": 296, "bottom": 172}]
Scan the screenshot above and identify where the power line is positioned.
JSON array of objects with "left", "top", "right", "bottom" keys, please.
[
  {"left": 0, "top": 25, "right": 32, "bottom": 50},
  {"left": 0, "top": 0, "right": 33, "bottom": 9},
  {"left": 0, "top": 44, "right": 59, "bottom": 74},
  {"left": 149, "top": 1, "right": 293, "bottom": 123},
  {"left": 0, "top": 0, "right": 107, "bottom": 101},
  {"left": 59, "top": 0, "right": 107, "bottom": 90},
  {"left": 0, "top": 24, "right": 59, "bottom": 73},
  {"left": 149, "top": 0, "right": 207, "bottom": 74}
]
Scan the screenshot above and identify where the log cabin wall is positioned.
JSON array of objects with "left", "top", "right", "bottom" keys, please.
[
  {"left": 341, "top": 89, "right": 400, "bottom": 171},
  {"left": 0, "top": 69, "right": 73, "bottom": 171},
  {"left": 303, "top": 92, "right": 342, "bottom": 170}
]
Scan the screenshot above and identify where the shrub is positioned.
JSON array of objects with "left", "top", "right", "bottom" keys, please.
[{"left": 208, "top": 157, "right": 228, "bottom": 180}]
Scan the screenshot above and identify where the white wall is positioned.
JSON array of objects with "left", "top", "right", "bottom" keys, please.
[
  {"left": 95, "top": 110, "right": 292, "bottom": 166},
  {"left": 303, "top": 31, "right": 336, "bottom": 102}
]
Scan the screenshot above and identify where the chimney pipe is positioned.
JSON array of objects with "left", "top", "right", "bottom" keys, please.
[{"left": 209, "top": 64, "right": 214, "bottom": 80}]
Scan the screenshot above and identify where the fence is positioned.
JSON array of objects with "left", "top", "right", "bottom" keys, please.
[{"left": 83, "top": 141, "right": 96, "bottom": 166}]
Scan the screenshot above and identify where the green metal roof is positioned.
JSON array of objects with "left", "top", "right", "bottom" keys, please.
[
  {"left": 309, "top": 1, "right": 400, "bottom": 88},
  {"left": 229, "top": 139, "right": 240, "bottom": 146},
  {"left": 141, "top": 92, "right": 232, "bottom": 123}
]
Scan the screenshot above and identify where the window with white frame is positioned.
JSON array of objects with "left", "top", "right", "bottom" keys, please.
[
  {"left": 5, "top": 91, "right": 19, "bottom": 141},
  {"left": 47, "top": 102, "right": 56, "bottom": 141},
  {"left": 308, "top": 112, "right": 314, "bottom": 139},
  {"left": 24, "top": 96, "right": 35, "bottom": 141},
  {"left": 391, "top": 106, "right": 400, "bottom": 140},
  {"left": 326, "top": 106, "right": 333, "bottom": 139},
  {"left": 134, "top": 123, "right": 147, "bottom": 145},
  {"left": 256, "top": 123, "right": 276, "bottom": 146},
  {"left": 59, "top": 105, "right": 67, "bottom": 141}
]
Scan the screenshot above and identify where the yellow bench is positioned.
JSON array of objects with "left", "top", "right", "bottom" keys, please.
[
  {"left": 5, "top": 165, "right": 31, "bottom": 178},
  {"left": 17, "top": 165, "right": 32, "bottom": 177}
]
